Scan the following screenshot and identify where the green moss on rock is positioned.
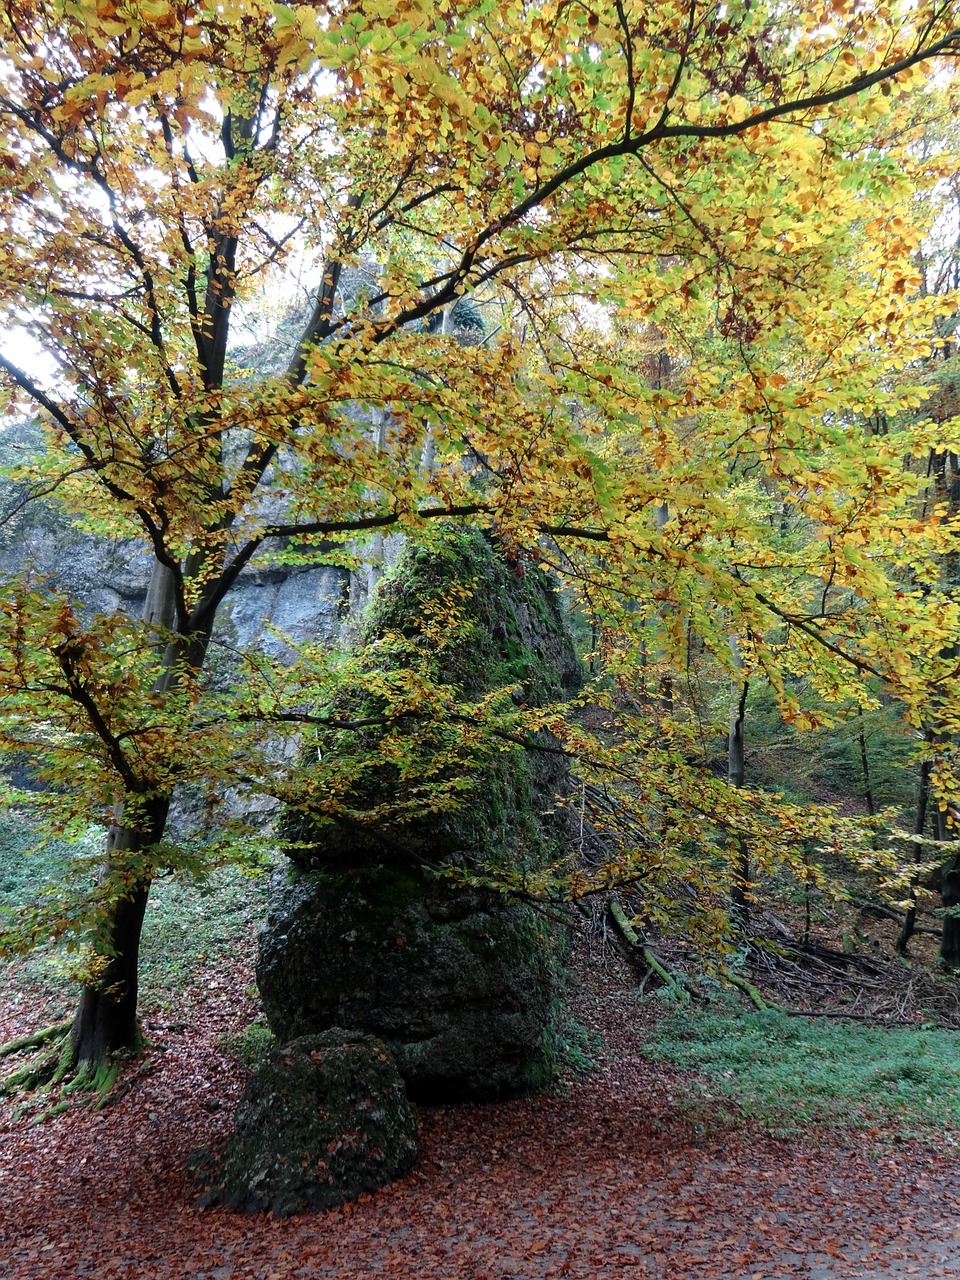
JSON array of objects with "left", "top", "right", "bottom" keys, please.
[
  {"left": 257, "top": 865, "right": 566, "bottom": 1102},
  {"left": 198, "top": 1031, "right": 417, "bottom": 1216},
  {"left": 281, "top": 526, "right": 580, "bottom": 877},
  {"left": 260, "top": 527, "right": 579, "bottom": 1103},
  {"left": 365, "top": 527, "right": 580, "bottom": 700}
]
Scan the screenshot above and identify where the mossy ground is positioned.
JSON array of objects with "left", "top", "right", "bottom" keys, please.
[{"left": 645, "top": 1000, "right": 960, "bottom": 1139}]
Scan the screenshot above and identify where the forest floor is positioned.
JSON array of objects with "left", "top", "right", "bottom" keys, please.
[{"left": 2, "top": 899, "right": 960, "bottom": 1280}]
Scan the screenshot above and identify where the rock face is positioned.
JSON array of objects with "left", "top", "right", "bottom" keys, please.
[
  {"left": 200, "top": 1031, "right": 418, "bottom": 1216},
  {"left": 258, "top": 865, "right": 565, "bottom": 1102},
  {"left": 257, "top": 528, "right": 580, "bottom": 1103},
  {"left": 0, "top": 523, "right": 348, "bottom": 655},
  {"left": 0, "top": 431, "right": 348, "bottom": 654}
]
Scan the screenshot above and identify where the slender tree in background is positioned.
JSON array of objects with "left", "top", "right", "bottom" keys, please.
[
  {"left": 727, "top": 638, "right": 750, "bottom": 921},
  {"left": 872, "top": 138, "right": 960, "bottom": 959},
  {"left": 1, "top": 0, "right": 960, "bottom": 1074}
]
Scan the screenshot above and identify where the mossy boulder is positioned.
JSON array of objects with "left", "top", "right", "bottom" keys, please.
[
  {"left": 281, "top": 526, "right": 581, "bottom": 875},
  {"left": 257, "top": 865, "right": 564, "bottom": 1102},
  {"left": 258, "top": 528, "right": 579, "bottom": 1102},
  {"left": 199, "top": 1031, "right": 417, "bottom": 1215}
]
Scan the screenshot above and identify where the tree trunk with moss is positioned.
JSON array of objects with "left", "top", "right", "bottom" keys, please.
[
  {"left": 70, "top": 806, "right": 168, "bottom": 1070},
  {"left": 69, "top": 562, "right": 199, "bottom": 1069}
]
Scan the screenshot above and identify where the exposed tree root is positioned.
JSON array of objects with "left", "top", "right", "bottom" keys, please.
[
  {"left": 63, "top": 1059, "right": 120, "bottom": 1100},
  {"left": 0, "top": 1021, "right": 123, "bottom": 1114},
  {"left": 0, "top": 1020, "right": 71, "bottom": 1061},
  {"left": 0, "top": 1043, "right": 62, "bottom": 1095}
]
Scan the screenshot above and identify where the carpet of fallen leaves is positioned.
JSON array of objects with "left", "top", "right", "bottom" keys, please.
[{"left": 2, "top": 931, "right": 960, "bottom": 1280}]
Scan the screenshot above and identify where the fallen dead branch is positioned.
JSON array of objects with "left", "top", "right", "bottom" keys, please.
[{"left": 608, "top": 900, "right": 691, "bottom": 1004}]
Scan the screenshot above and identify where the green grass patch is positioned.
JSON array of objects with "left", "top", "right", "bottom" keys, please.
[
  {"left": 646, "top": 1004, "right": 960, "bottom": 1139},
  {"left": 219, "top": 1019, "right": 274, "bottom": 1069}
]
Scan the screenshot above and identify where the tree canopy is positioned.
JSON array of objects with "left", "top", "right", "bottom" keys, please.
[{"left": 1, "top": 0, "right": 960, "bottom": 1068}]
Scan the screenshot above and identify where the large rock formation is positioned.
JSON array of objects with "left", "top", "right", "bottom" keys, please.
[
  {"left": 257, "top": 528, "right": 581, "bottom": 1103},
  {"left": 257, "top": 865, "right": 564, "bottom": 1102}
]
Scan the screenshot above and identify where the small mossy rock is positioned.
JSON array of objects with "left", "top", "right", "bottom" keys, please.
[
  {"left": 257, "top": 866, "right": 564, "bottom": 1103},
  {"left": 199, "top": 1031, "right": 417, "bottom": 1216}
]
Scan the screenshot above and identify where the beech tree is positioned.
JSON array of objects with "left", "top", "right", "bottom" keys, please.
[{"left": 1, "top": 0, "right": 960, "bottom": 1078}]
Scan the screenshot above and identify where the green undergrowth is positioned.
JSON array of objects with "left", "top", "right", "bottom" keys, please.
[
  {"left": 0, "top": 814, "right": 81, "bottom": 905},
  {"left": 0, "top": 816, "right": 93, "bottom": 1008},
  {"left": 554, "top": 1017, "right": 601, "bottom": 1082},
  {"left": 219, "top": 1019, "right": 274, "bottom": 1069},
  {"left": 139, "top": 860, "right": 274, "bottom": 1008},
  {"left": 646, "top": 1003, "right": 960, "bottom": 1140},
  {"left": 0, "top": 810, "right": 274, "bottom": 1014}
]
